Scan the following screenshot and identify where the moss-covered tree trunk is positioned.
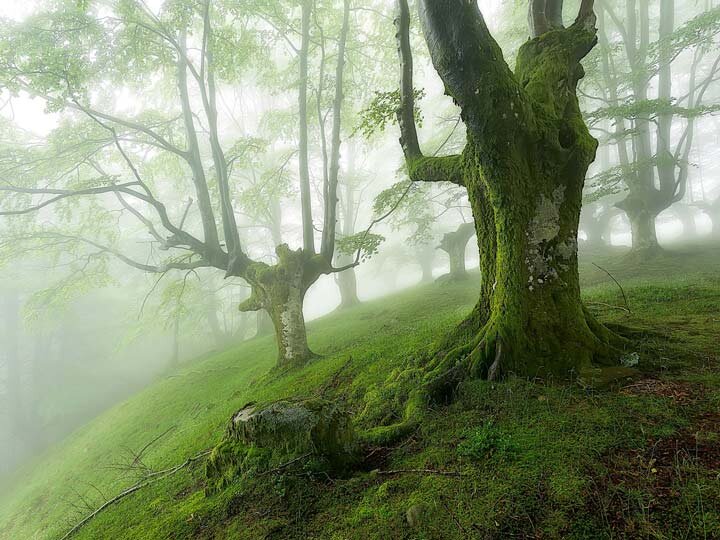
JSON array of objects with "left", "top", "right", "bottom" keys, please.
[
  {"left": 361, "top": 0, "right": 625, "bottom": 445},
  {"left": 395, "top": 0, "right": 620, "bottom": 380},
  {"left": 462, "top": 146, "right": 613, "bottom": 377}
]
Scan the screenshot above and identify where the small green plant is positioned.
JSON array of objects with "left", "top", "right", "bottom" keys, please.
[{"left": 457, "top": 421, "right": 516, "bottom": 461}]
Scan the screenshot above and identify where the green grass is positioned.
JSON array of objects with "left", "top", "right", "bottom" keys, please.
[{"left": 1, "top": 244, "right": 719, "bottom": 540}]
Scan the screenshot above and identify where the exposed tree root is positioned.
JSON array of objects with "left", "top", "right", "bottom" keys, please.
[{"left": 359, "top": 308, "right": 628, "bottom": 448}]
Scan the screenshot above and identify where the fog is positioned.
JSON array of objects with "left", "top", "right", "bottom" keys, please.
[{"left": 1, "top": 0, "right": 719, "bottom": 490}]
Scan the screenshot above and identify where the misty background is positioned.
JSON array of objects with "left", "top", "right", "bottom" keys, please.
[{"left": 1, "top": 0, "right": 719, "bottom": 486}]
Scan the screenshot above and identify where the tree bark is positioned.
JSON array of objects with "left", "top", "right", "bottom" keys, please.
[
  {"left": 698, "top": 197, "right": 720, "bottom": 239},
  {"left": 581, "top": 204, "right": 618, "bottom": 248},
  {"left": 240, "top": 245, "right": 323, "bottom": 368},
  {"left": 334, "top": 146, "right": 360, "bottom": 310},
  {"left": 397, "top": 0, "right": 620, "bottom": 380},
  {"left": 321, "top": 0, "right": 350, "bottom": 261}
]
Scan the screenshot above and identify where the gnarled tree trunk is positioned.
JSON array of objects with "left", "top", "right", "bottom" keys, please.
[
  {"left": 362, "top": 0, "right": 624, "bottom": 446},
  {"left": 624, "top": 204, "right": 661, "bottom": 255},
  {"left": 398, "top": 0, "right": 620, "bottom": 380},
  {"left": 240, "top": 245, "right": 327, "bottom": 368},
  {"left": 437, "top": 222, "right": 475, "bottom": 280}
]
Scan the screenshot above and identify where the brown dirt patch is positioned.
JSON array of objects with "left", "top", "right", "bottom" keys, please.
[{"left": 619, "top": 378, "right": 703, "bottom": 404}]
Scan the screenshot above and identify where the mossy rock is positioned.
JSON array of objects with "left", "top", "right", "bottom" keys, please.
[{"left": 206, "top": 398, "right": 357, "bottom": 494}]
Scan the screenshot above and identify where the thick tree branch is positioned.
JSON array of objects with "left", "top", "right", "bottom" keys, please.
[
  {"left": 530, "top": 0, "right": 550, "bottom": 37},
  {"left": 16, "top": 232, "right": 209, "bottom": 273},
  {"left": 0, "top": 182, "right": 140, "bottom": 216},
  {"left": 177, "top": 29, "right": 222, "bottom": 254},
  {"left": 79, "top": 108, "right": 208, "bottom": 254},
  {"left": 394, "top": 0, "right": 464, "bottom": 187}
]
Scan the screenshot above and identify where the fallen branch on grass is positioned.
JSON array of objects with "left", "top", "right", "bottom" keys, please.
[
  {"left": 59, "top": 448, "right": 211, "bottom": 540},
  {"left": 374, "top": 468, "right": 464, "bottom": 477},
  {"left": 592, "top": 262, "right": 632, "bottom": 313},
  {"left": 586, "top": 301, "right": 632, "bottom": 313}
]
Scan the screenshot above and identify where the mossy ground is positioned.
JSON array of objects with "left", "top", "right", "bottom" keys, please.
[{"left": 1, "top": 242, "right": 719, "bottom": 539}]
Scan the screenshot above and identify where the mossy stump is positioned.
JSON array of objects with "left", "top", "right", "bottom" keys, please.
[{"left": 206, "top": 398, "right": 357, "bottom": 494}]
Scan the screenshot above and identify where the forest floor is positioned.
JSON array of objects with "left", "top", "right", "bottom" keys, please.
[{"left": 0, "top": 242, "right": 719, "bottom": 540}]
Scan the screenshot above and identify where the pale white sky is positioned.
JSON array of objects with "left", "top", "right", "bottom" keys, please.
[{"left": 0, "top": 0, "right": 503, "bottom": 137}]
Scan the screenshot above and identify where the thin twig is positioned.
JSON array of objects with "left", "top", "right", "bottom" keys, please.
[
  {"left": 586, "top": 301, "right": 631, "bottom": 313},
  {"left": 375, "top": 468, "right": 464, "bottom": 477},
  {"left": 440, "top": 495, "right": 469, "bottom": 535},
  {"left": 317, "top": 356, "right": 353, "bottom": 397},
  {"left": 259, "top": 452, "right": 313, "bottom": 476},
  {"left": 592, "top": 262, "right": 631, "bottom": 313},
  {"left": 131, "top": 426, "right": 176, "bottom": 468},
  {"left": 59, "top": 449, "right": 211, "bottom": 540}
]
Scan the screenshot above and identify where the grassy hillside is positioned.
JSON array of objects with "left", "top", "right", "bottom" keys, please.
[{"left": 1, "top": 244, "right": 719, "bottom": 540}]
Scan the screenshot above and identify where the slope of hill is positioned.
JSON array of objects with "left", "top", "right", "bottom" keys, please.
[{"left": 1, "top": 244, "right": 719, "bottom": 540}]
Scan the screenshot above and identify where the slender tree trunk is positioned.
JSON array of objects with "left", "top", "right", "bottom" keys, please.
[
  {"left": 335, "top": 254, "right": 360, "bottom": 309},
  {"left": 205, "top": 291, "right": 228, "bottom": 349},
  {"left": 581, "top": 212, "right": 606, "bottom": 247},
  {"left": 672, "top": 204, "right": 697, "bottom": 237},
  {"left": 334, "top": 149, "right": 360, "bottom": 310},
  {"left": 170, "top": 315, "right": 180, "bottom": 369},
  {"left": 701, "top": 198, "right": 720, "bottom": 239},
  {"left": 320, "top": 0, "right": 350, "bottom": 261},
  {"left": 417, "top": 244, "right": 436, "bottom": 283},
  {"left": 298, "top": 0, "right": 315, "bottom": 254},
  {"left": 25, "top": 331, "right": 49, "bottom": 448},
  {"left": 4, "top": 291, "right": 22, "bottom": 460}
]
